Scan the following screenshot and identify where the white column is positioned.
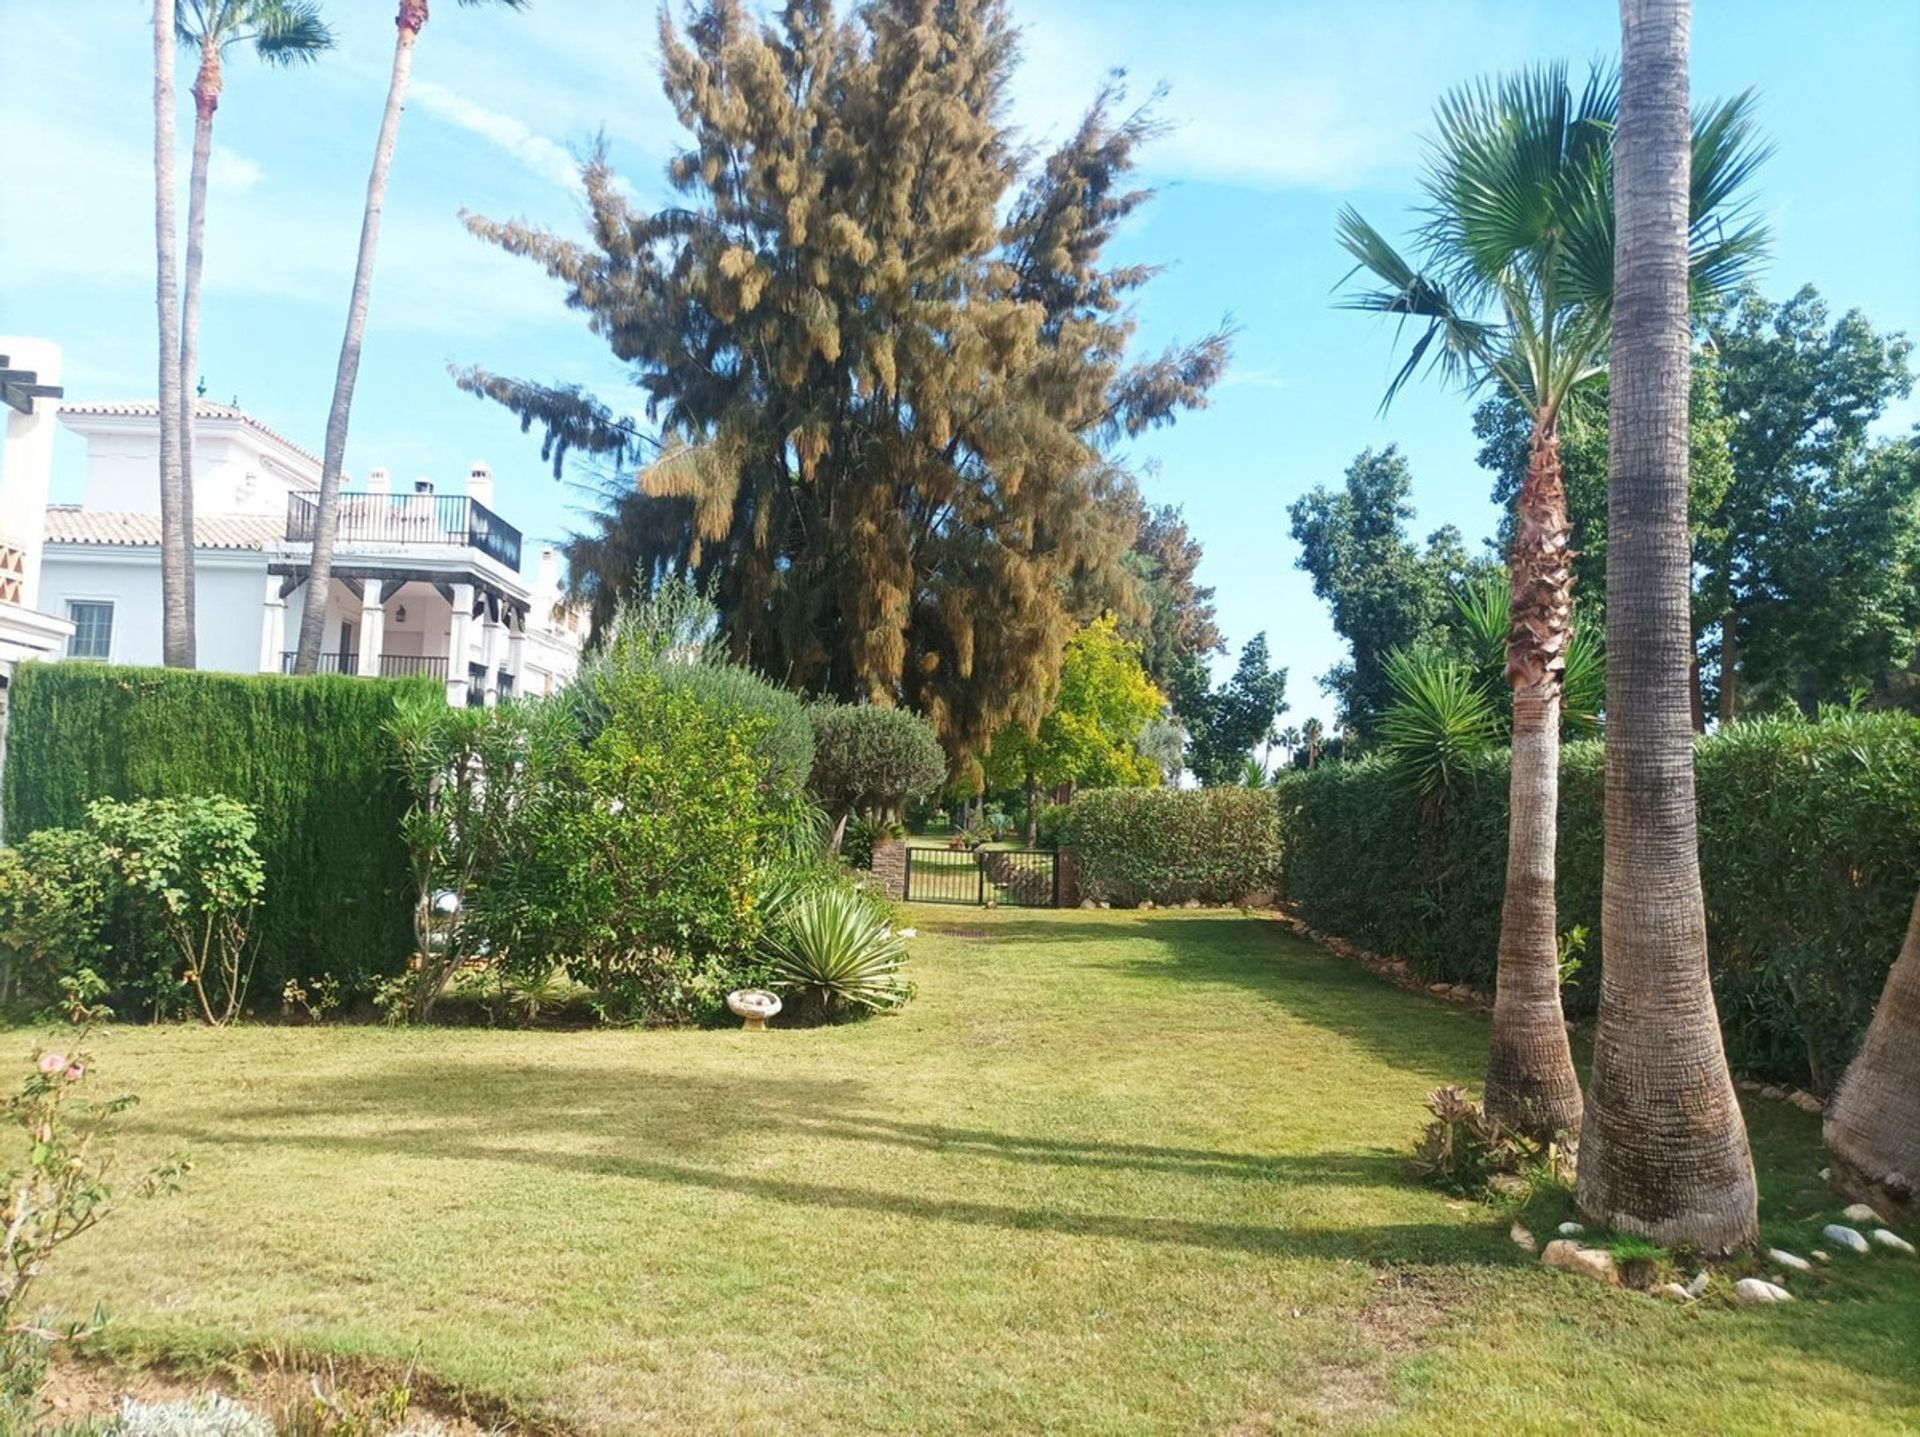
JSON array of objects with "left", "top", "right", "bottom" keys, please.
[
  {"left": 0, "top": 337, "right": 62, "bottom": 609},
  {"left": 358, "top": 579, "right": 385, "bottom": 677},
  {"left": 444, "top": 583, "right": 473, "bottom": 706},
  {"left": 259, "top": 575, "right": 288, "bottom": 673},
  {"left": 480, "top": 597, "right": 502, "bottom": 707},
  {"left": 505, "top": 608, "right": 527, "bottom": 694}
]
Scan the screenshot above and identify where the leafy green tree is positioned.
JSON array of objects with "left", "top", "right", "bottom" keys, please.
[
  {"left": 456, "top": 4, "right": 1226, "bottom": 780},
  {"left": 985, "top": 616, "right": 1164, "bottom": 840},
  {"left": 808, "top": 705, "right": 948, "bottom": 848},
  {"left": 1706, "top": 285, "right": 1916, "bottom": 717},
  {"left": 1336, "top": 62, "right": 1766, "bottom": 1141},
  {"left": 1173, "top": 633, "right": 1289, "bottom": 786},
  {"left": 1288, "top": 447, "right": 1484, "bottom": 738}
]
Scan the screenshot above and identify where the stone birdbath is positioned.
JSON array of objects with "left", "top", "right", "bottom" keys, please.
[{"left": 727, "top": 989, "right": 782, "bottom": 1031}]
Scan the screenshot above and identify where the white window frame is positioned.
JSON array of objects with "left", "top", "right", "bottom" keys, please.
[{"left": 65, "top": 599, "right": 115, "bottom": 662}]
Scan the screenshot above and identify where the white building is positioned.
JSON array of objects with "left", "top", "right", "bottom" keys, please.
[
  {"left": 41, "top": 399, "right": 585, "bottom": 705},
  {"left": 0, "top": 338, "right": 79, "bottom": 706}
]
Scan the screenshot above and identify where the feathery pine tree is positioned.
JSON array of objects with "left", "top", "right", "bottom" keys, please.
[{"left": 456, "top": 0, "right": 1226, "bottom": 781}]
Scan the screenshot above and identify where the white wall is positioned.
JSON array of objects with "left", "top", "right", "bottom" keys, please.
[{"left": 39, "top": 548, "right": 268, "bottom": 673}]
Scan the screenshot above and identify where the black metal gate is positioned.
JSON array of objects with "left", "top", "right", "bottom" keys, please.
[{"left": 904, "top": 847, "right": 1059, "bottom": 907}]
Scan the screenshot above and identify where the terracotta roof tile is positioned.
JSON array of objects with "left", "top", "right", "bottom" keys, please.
[
  {"left": 58, "top": 400, "right": 320, "bottom": 468},
  {"left": 44, "top": 508, "right": 282, "bottom": 551}
]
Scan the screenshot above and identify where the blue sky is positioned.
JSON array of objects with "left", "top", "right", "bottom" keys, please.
[{"left": 4, "top": 1, "right": 1917, "bottom": 728}]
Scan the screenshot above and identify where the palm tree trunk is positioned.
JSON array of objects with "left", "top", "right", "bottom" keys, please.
[
  {"left": 1824, "top": 891, "right": 1920, "bottom": 1216},
  {"left": 153, "top": 0, "right": 192, "bottom": 668},
  {"left": 294, "top": 3, "right": 424, "bottom": 672},
  {"left": 175, "top": 47, "right": 223, "bottom": 669},
  {"left": 1485, "top": 420, "right": 1583, "bottom": 1141},
  {"left": 1579, "top": 0, "right": 1758, "bottom": 1253}
]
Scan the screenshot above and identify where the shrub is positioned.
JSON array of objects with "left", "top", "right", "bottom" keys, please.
[
  {"left": 0, "top": 827, "right": 112, "bottom": 1016},
  {"left": 2, "top": 664, "right": 425, "bottom": 1004},
  {"left": 512, "top": 670, "right": 780, "bottom": 1025},
  {"left": 808, "top": 705, "right": 947, "bottom": 840},
  {"left": 1378, "top": 647, "right": 1502, "bottom": 798},
  {"left": 386, "top": 696, "right": 568, "bottom": 1022},
  {"left": 763, "top": 885, "right": 911, "bottom": 1021},
  {"left": 88, "top": 796, "right": 266, "bottom": 1026},
  {"left": 1058, "top": 787, "right": 1281, "bottom": 905},
  {"left": 841, "top": 815, "right": 902, "bottom": 872},
  {"left": 1409, "top": 1085, "right": 1554, "bottom": 1199},
  {"left": 1277, "top": 711, "right": 1920, "bottom": 1089}
]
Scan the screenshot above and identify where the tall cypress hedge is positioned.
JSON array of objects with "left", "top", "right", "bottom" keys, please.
[
  {"left": 3, "top": 663, "right": 430, "bottom": 1001},
  {"left": 1275, "top": 712, "right": 1920, "bottom": 1091}
]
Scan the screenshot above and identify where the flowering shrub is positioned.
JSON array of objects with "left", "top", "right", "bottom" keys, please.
[{"left": 0, "top": 1042, "right": 186, "bottom": 1422}]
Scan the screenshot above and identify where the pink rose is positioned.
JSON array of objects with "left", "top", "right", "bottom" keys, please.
[
  {"left": 63, "top": 1063, "right": 84, "bottom": 1084},
  {"left": 36, "top": 1053, "right": 65, "bottom": 1076}
]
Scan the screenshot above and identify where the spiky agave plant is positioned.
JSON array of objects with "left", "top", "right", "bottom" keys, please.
[{"left": 763, "top": 886, "right": 911, "bottom": 1020}]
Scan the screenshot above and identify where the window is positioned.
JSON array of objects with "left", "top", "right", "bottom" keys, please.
[{"left": 66, "top": 601, "right": 113, "bottom": 661}]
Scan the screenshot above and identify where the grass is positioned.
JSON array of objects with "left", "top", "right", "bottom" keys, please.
[{"left": 38, "top": 909, "right": 1920, "bottom": 1434}]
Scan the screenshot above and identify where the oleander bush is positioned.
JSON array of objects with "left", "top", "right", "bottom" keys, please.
[
  {"left": 1059, "top": 787, "right": 1281, "bottom": 906},
  {"left": 3, "top": 664, "right": 426, "bottom": 1005},
  {"left": 1276, "top": 711, "right": 1920, "bottom": 1090}
]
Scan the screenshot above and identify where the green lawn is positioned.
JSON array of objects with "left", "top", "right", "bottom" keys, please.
[{"left": 42, "top": 910, "right": 1920, "bottom": 1434}]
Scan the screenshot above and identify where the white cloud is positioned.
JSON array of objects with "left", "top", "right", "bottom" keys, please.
[
  {"left": 209, "top": 145, "right": 264, "bottom": 193},
  {"left": 410, "top": 79, "right": 584, "bottom": 193},
  {"left": 1220, "top": 366, "right": 1288, "bottom": 393}
]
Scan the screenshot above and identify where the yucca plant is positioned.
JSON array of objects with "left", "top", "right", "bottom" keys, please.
[
  {"left": 763, "top": 886, "right": 910, "bottom": 1020},
  {"left": 1379, "top": 647, "right": 1503, "bottom": 799},
  {"left": 1449, "top": 574, "right": 1605, "bottom": 736}
]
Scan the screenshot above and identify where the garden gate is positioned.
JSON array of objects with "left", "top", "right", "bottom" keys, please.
[{"left": 903, "top": 846, "right": 1060, "bottom": 907}]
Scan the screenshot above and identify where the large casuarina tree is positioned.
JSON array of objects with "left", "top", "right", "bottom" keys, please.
[
  {"left": 1824, "top": 893, "right": 1920, "bottom": 1216},
  {"left": 1337, "top": 64, "right": 1765, "bottom": 1141},
  {"left": 456, "top": 0, "right": 1226, "bottom": 779},
  {"left": 1578, "top": 0, "right": 1758, "bottom": 1252},
  {"left": 177, "top": 3, "right": 333, "bottom": 668},
  {"left": 153, "top": 0, "right": 191, "bottom": 667},
  {"left": 292, "top": 0, "right": 526, "bottom": 674}
]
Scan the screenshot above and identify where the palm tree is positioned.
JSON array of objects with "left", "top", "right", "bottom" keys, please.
[
  {"left": 1825, "top": 892, "right": 1920, "bottom": 1216},
  {"left": 177, "top": 2, "right": 334, "bottom": 667},
  {"left": 1337, "top": 63, "right": 1766, "bottom": 1141},
  {"left": 293, "top": 0, "right": 528, "bottom": 673},
  {"left": 153, "top": 0, "right": 190, "bottom": 667},
  {"left": 1278, "top": 725, "right": 1301, "bottom": 770},
  {"left": 1301, "top": 717, "right": 1323, "bottom": 770},
  {"left": 1577, "top": 0, "right": 1758, "bottom": 1252}
]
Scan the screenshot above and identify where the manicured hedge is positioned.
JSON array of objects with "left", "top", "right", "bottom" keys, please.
[
  {"left": 1060, "top": 787, "right": 1281, "bottom": 906},
  {"left": 3, "top": 663, "right": 431, "bottom": 1003},
  {"left": 1275, "top": 713, "right": 1920, "bottom": 1090}
]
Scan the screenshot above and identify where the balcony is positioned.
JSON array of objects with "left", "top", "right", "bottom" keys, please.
[
  {"left": 284, "top": 491, "right": 522, "bottom": 572},
  {"left": 281, "top": 651, "right": 451, "bottom": 680}
]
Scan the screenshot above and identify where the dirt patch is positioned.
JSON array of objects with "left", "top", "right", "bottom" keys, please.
[
  {"left": 41, "top": 1352, "right": 567, "bottom": 1434},
  {"left": 1296, "top": 1263, "right": 1468, "bottom": 1430}
]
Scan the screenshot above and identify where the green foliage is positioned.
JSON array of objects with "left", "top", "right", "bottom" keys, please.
[
  {"left": 985, "top": 616, "right": 1165, "bottom": 808},
  {"left": 0, "top": 828, "right": 112, "bottom": 1017},
  {"left": 460, "top": 11, "right": 1226, "bottom": 775},
  {"left": 87, "top": 796, "right": 265, "bottom": 1027},
  {"left": 386, "top": 697, "right": 568, "bottom": 1022},
  {"left": 1120, "top": 501, "right": 1224, "bottom": 694},
  {"left": 1287, "top": 447, "right": 1490, "bottom": 738},
  {"left": 1378, "top": 648, "right": 1503, "bottom": 798},
  {"left": 1059, "top": 788, "right": 1280, "bottom": 906},
  {"left": 762, "top": 885, "right": 912, "bottom": 1022},
  {"left": 2, "top": 664, "right": 425, "bottom": 1003},
  {"left": 1278, "top": 711, "right": 1920, "bottom": 1088},
  {"left": 1410, "top": 1085, "right": 1557, "bottom": 1199},
  {"left": 841, "top": 815, "right": 902, "bottom": 872},
  {"left": 808, "top": 705, "right": 947, "bottom": 825},
  {"left": 0, "top": 1042, "right": 186, "bottom": 1423},
  {"left": 513, "top": 673, "right": 779, "bottom": 1026},
  {"left": 1172, "top": 632, "right": 1289, "bottom": 786}
]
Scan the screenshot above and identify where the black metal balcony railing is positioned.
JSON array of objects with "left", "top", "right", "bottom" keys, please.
[
  {"left": 281, "top": 652, "right": 450, "bottom": 680},
  {"left": 284, "top": 491, "right": 522, "bottom": 572}
]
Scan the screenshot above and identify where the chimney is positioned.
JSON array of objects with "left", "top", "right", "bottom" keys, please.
[
  {"left": 468, "top": 461, "right": 494, "bottom": 509},
  {"left": 413, "top": 477, "right": 434, "bottom": 496},
  {"left": 538, "top": 545, "right": 560, "bottom": 594},
  {"left": 367, "top": 466, "right": 389, "bottom": 495}
]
